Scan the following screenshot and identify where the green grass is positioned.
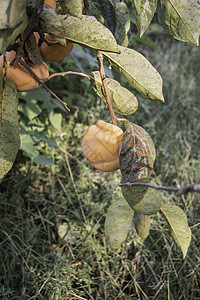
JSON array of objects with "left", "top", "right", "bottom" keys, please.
[{"left": 0, "top": 36, "right": 200, "bottom": 299}]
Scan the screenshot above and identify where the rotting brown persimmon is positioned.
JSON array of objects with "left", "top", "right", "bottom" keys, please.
[
  {"left": 0, "top": 51, "right": 49, "bottom": 91},
  {"left": 82, "top": 120, "right": 123, "bottom": 172},
  {"left": 39, "top": 33, "right": 74, "bottom": 62}
]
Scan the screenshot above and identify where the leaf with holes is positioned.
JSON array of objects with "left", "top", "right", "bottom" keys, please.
[
  {"left": 160, "top": 203, "right": 191, "bottom": 259},
  {"left": 105, "top": 188, "right": 134, "bottom": 250},
  {"left": 90, "top": 71, "right": 138, "bottom": 115},
  {"left": 103, "top": 45, "right": 164, "bottom": 101},
  {"left": 0, "top": 77, "right": 20, "bottom": 179}
]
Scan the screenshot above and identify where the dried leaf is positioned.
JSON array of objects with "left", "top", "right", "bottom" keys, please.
[
  {"left": 90, "top": 71, "right": 138, "bottom": 115},
  {"left": 103, "top": 45, "right": 164, "bottom": 102}
]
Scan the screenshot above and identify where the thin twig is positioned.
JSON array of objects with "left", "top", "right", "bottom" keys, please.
[
  {"left": 96, "top": 51, "right": 118, "bottom": 126},
  {"left": 46, "top": 71, "right": 89, "bottom": 81},
  {"left": 18, "top": 58, "right": 70, "bottom": 111},
  {"left": 119, "top": 182, "right": 200, "bottom": 195}
]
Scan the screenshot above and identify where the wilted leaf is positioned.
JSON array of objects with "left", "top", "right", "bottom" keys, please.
[
  {"left": 39, "top": 4, "right": 66, "bottom": 45},
  {"left": 134, "top": 212, "right": 151, "bottom": 239},
  {"left": 119, "top": 121, "right": 156, "bottom": 183},
  {"left": 60, "top": 15, "right": 119, "bottom": 53},
  {"left": 103, "top": 45, "right": 164, "bottom": 101},
  {"left": 105, "top": 188, "right": 134, "bottom": 250},
  {"left": 157, "top": 0, "right": 200, "bottom": 45},
  {"left": 90, "top": 71, "right": 138, "bottom": 115},
  {"left": 134, "top": 0, "right": 157, "bottom": 37},
  {"left": 114, "top": 1, "right": 130, "bottom": 46},
  {"left": 25, "top": 32, "right": 43, "bottom": 65},
  {"left": 160, "top": 203, "right": 192, "bottom": 259},
  {"left": 58, "top": 0, "right": 82, "bottom": 18},
  {"left": 0, "top": 77, "right": 20, "bottom": 179},
  {"left": 91, "top": 0, "right": 116, "bottom": 34},
  {"left": 121, "top": 178, "right": 162, "bottom": 215}
]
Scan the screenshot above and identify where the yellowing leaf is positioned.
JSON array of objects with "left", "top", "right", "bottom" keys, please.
[
  {"left": 160, "top": 203, "right": 192, "bottom": 259},
  {"left": 60, "top": 15, "right": 119, "bottom": 52},
  {"left": 58, "top": 0, "right": 82, "bottom": 18},
  {"left": 90, "top": 71, "right": 138, "bottom": 115},
  {"left": 0, "top": 77, "right": 20, "bottom": 179},
  {"left": 105, "top": 188, "right": 134, "bottom": 250},
  {"left": 103, "top": 45, "right": 164, "bottom": 102}
]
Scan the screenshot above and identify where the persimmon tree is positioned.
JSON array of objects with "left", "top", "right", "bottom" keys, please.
[{"left": 1, "top": 0, "right": 200, "bottom": 258}]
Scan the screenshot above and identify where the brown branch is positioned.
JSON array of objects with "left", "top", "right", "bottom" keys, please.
[
  {"left": 119, "top": 182, "right": 200, "bottom": 195},
  {"left": 45, "top": 71, "right": 89, "bottom": 81},
  {"left": 96, "top": 51, "right": 118, "bottom": 126},
  {"left": 18, "top": 58, "right": 70, "bottom": 111}
]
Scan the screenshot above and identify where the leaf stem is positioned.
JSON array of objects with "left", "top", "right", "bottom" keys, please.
[
  {"left": 45, "top": 71, "right": 89, "bottom": 81},
  {"left": 96, "top": 51, "right": 118, "bottom": 126}
]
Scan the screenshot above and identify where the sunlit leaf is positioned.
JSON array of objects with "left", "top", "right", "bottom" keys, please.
[
  {"left": 160, "top": 203, "right": 192, "bottom": 259},
  {"left": 90, "top": 71, "right": 138, "bottom": 115},
  {"left": 60, "top": 15, "right": 119, "bottom": 52},
  {"left": 134, "top": 212, "right": 151, "bottom": 239},
  {"left": 133, "top": 0, "right": 157, "bottom": 37},
  {"left": 105, "top": 188, "right": 134, "bottom": 250},
  {"left": 0, "top": 77, "right": 20, "bottom": 179},
  {"left": 103, "top": 45, "right": 164, "bottom": 101},
  {"left": 157, "top": 0, "right": 200, "bottom": 45}
]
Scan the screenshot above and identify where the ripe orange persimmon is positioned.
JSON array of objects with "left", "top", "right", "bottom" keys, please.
[
  {"left": 39, "top": 33, "right": 73, "bottom": 62},
  {"left": 0, "top": 51, "right": 49, "bottom": 91},
  {"left": 44, "top": 0, "right": 56, "bottom": 10},
  {"left": 82, "top": 120, "right": 123, "bottom": 172}
]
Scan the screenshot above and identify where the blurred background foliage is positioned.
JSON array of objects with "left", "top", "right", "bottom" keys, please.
[{"left": 0, "top": 8, "right": 200, "bottom": 300}]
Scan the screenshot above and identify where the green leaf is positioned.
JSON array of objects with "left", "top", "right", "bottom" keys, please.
[
  {"left": 20, "top": 133, "right": 56, "bottom": 166},
  {"left": 114, "top": 1, "right": 130, "bottom": 46},
  {"left": 119, "top": 121, "right": 156, "bottom": 182},
  {"left": 90, "top": 71, "right": 138, "bottom": 115},
  {"left": 60, "top": 15, "right": 119, "bottom": 53},
  {"left": 160, "top": 203, "right": 192, "bottom": 259},
  {"left": 0, "top": 0, "right": 27, "bottom": 29},
  {"left": 105, "top": 188, "right": 134, "bottom": 250},
  {"left": 121, "top": 178, "right": 162, "bottom": 215},
  {"left": 49, "top": 111, "right": 62, "bottom": 132},
  {"left": 58, "top": 0, "right": 82, "bottom": 18},
  {"left": 134, "top": 212, "right": 151, "bottom": 239},
  {"left": 0, "top": 77, "right": 20, "bottom": 179},
  {"left": 18, "top": 99, "right": 42, "bottom": 121},
  {"left": 103, "top": 45, "right": 164, "bottom": 101},
  {"left": 157, "top": 0, "right": 200, "bottom": 45},
  {"left": 39, "top": 4, "right": 66, "bottom": 45},
  {"left": 133, "top": 0, "right": 157, "bottom": 37},
  {"left": 91, "top": 0, "right": 116, "bottom": 34}
]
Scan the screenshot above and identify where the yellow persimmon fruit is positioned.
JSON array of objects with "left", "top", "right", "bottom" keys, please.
[
  {"left": 82, "top": 120, "right": 123, "bottom": 172},
  {"left": 44, "top": 0, "right": 56, "bottom": 10},
  {"left": 39, "top": 33, "right": 73, "bottom": 62},
  {"left": 0, "top": 51, "right": 49, "bottom": 91}
]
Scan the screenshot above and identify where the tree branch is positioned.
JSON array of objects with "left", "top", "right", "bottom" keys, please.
[
  {"left": 119, "top": 182, "right": 200, "bottom": 195},
  {"left": 96, "top": 51, "right": 118, "bottom": 126}
]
